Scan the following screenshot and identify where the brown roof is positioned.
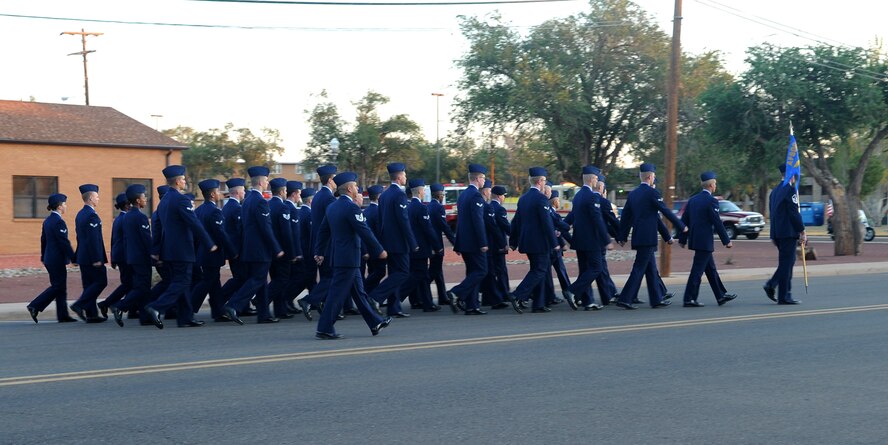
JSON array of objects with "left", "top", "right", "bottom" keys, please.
[{"left": 0, "top": 100, "right": 187, "bottom": 150}]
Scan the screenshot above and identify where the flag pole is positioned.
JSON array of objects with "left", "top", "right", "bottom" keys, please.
[{"left": 790, "top": 123, "right": 809, "bottom": 293}]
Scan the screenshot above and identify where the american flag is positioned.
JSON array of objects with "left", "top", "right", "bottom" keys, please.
[{"left": 826, "top": 200, "right": 833, "bottom": 218}]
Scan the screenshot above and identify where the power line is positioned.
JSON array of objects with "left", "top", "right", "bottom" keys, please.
[{"left": 191, "top": 0, "right": 578, "bottom": 5}]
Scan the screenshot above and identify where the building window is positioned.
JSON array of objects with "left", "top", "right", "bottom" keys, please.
[
  {"left": 13, "top": 176, "right": 58, "bottom": 218},
  {"left": 271, "top": 164, "right": 283, "bottom": 175},
  {"left": 112, "top": 178, "right": 153, "bottom": 218}
]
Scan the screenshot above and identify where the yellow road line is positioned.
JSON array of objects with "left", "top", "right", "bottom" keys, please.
[{"left": 3, "top": 304, "right": 887, "bottom": 387}]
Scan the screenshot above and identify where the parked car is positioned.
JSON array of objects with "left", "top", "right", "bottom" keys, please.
[
  {"left": 827, "top": 210, "right": 876, "bottom": 242},
  {"left": 673, "top": 198, "right": 766, "bottom": 240},
  {"left": 799, "top": 202, "right": 825, "bottom": 226}
]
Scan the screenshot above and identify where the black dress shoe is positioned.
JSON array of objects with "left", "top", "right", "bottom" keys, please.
[
  {"left": 717, "top": 294, "right": 737, "bottom": 306},
  {"left": 652, "top": 300, "right": 672, "bottom": 308},
  {"left": 97, "top": 302, "right": 109, "bottom": 319},
  {"left": 683, "top": 300, "right": 704, "bottom": 307},
  {"left": 632, "top": 298, "right": 646, "bottom": 305},
  {"left": 517, "top": 300, "right": 528, "bottom": 310},
  {"left": 86, "top": 316, "right": 107, "bottom": 324},
  {"left": 549, "top": 298, "right": 563, "bottom": 305},
  {"left": 145, "top": 307, "right": 163, "bottom": 329},
  {"left": 297, "top": 299, "right": 313, "bottom": 321},
  {"left": 447, "top": 291, "right": 459, "bottom": 314},
  {"left": 112, "top": 307, "right": 124, "bottom": 327},
  {"left": 663, "top": 293, "right": 674, "bottom": 301},
  {"left": 178, "top": 320, "right": 206, "bottom": 327},
  {"left": 277, "top": 313, "right": 295, "bottom": 319},
  {"left": 70, "top": 304, "right": 87, "bottom": 321},
  {"left": 392, "top": 312, "right": 410, "bottom": 318},
  {"left": 57, "top": 317, "right": 78, "bottom": 323},
  {"left": 258, "top": 317, "right": 280, "bottom": 324},
  {"left": 315, "top": 332, "right": 343, "bottom": 340},
  {"left": 336, "top": 313, "right": 345, "bottom": 320},
  {"left": 223, "top": 305, "right": 244, "bottom": 325},
  {"left": 532, "top": 307, "right": 552, "bottom": 313},
  {"left": 615, "top": 301, "right": 637, "bottom": 310},
  {"left": 778, "top": 299, "right": 801, "bottom": 305},
  {"left": 423, "top": 305, "right": 442, "bottom": 312},
  {"left": 563, "top": 290, "right": 578, "bottom": 310},
  {"left": 27, "top": 306, "right": 39, "bottom": 323},
  {"left": 371, "top": 316, "right": 393, "bottom": 336},
  {"left": 489, "top": 302, "right": 509, "bottom": 310},
  {"left": 506, "top": 293, "right": 523, "bottom": 314},
  {"left": 344, "top": 308, "right": 361, "bottom": 316},
  {"left": 610, "top": 293, "right": 620, "bottom": 304},
  {"left": 763, "top": 284, "right": 777, "bottom": 302},
  {"left": 583, "top": 304, "right": 602, "bottom": 311},
  {"left": 465, "top": 308, "right": 487, "bottom": 315}
]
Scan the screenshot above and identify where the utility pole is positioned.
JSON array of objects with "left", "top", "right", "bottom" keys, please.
[
  {"left": 61, "top": 29, "right": 103, "bottom": 106},
  {"left": 432, "top": 93, "right": 444, "bottom": 183},
  {"left": 660, "top": 0, "right": 682, "bottom": 277}
]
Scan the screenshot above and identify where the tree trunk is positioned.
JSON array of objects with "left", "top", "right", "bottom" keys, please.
[{"left": 828, "top": 185, "right": 862, "bottom": 256}]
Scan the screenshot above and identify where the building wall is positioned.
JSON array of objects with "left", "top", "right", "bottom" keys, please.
[{"left": 1, "top": 143, "right": 182, "bottom": 255}]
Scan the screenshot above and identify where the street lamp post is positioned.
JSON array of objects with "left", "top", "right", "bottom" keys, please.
[
  {"left": 432, "top": 93, "right": 444, "bottom": 183},
  {"left": 329, "top": 137, "right": 340, "bottom": 164}
]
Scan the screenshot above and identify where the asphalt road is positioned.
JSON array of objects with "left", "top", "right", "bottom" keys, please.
[{"left": 2, "top": 274, "right": 888, "bottom": 444}]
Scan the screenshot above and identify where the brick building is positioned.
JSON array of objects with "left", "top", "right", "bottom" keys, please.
[{"left": 0, "top": 100, "right": 186, "bottom": 255}]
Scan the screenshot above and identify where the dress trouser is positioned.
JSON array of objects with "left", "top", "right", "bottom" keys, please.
[
  {"left": 618, "top": 246, "right": 665, "bottom": 307},
  {"left": 226, "top": 261, "right": 272, "bottom": 319},
  {"left": 147, "top": 261, "right": 196, "bottom": 324},
  {"left": 73, "top": 264, "right": 107, "bottom": 317},
  {"left": 403, "top": 256, "right": 435, "bottom": 310},
  {"left": 571, "top": 249, "right": 603, "bottom": 305},
  {"left": 267, "top": 259, "right": 291, "bottom": 318},
  {"left": 191, "top": 265, "right": 223, "bottom": 317},
  {"left": 450, "top": 251, "right": 488, "bottom": 311},
  {"left": 114, "top": 262, "right": 152, "bottom": 322},
  {"left": 428, "top": 254, "right": 448, "bottom": 304},
  {"left": 512, "top": 253, "right": 549, "bottom": 310},
  {"left": 683, "top": 250, "right": 726, "bottom": 303},
  {"left": 103, "top": 264, "right": 132, "bottom": 307},
  {"left": 317, "top": 267, "right": 384, "bottom": 335},
  {"left": 369, "top": 252, "right": 409, "bottom": 316},
  {"left": 29, "top": 263, "right": 71, "bottom": 320},
  {"left": 766, "top": 237, "right": 797, "bottom": 302}
]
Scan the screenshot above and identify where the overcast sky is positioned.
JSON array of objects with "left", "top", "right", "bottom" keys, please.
[{"left": 1, "top": 0, "right": 885, "bottom": 162}]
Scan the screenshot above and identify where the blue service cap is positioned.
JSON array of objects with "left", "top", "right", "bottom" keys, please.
[
  {"left": 582, "top": 165, "right": 601, "bottom": 175},
  {"left": 387, "top": 162, "right": 406, "bottom": 174},
  {"left": 550, "top": 190, "right": 560, "bottom": 199},
  {"left": 468, "top": 163, "right": 487, "bottom": 174},
  {"left": 700, "top": 171, "right": 717, "bottom": 182},
  {"left": 639, "top": 163, "right": 656, "bottom": 173},
  {"left": 156, "top": 185, "right": 170, "bottom": 198},
  {"left": 430, "top": 183, "right": 444, "bottom": 193},
  {"left": 184, "top": 193, "right": 196, "bottom": 201},
  {"left": 247, "top": 166, "right": 270, "bottom": 178},
  {"left": 126, "top": 184, "right": 146, "bottom": 200},
  {"left": 286, "top": 181, "right": 303, "bottom": 194},
  {"left": 300, "top": 188, "right": 316, "bottom": 199},
  {"left": 357, "top": 186, "right": 363, "bottom": 194},
  {"left": 778, "top": 163, "right": 787, "bottom": 174},
  {"left": 198, "top": 179, "right": 220, "bottom": 192},
  {"left": 162, "top": 165, "right": 186, "bottom": 179},
  {"left": 408, "top": 178, "right": 425, "bottom": 189},
  {"left": 317, "top": 165, "right": 337, "bottom": 176},
  {"left": 529, "top": 167, "right": 548, "bottom": 177},
  {"left": 226, "top": 177, "right": 245, "bottom": 189},
  {"left": 597, "top": 174, "right": 606, "bottom": 183},
  {"left": 115, "top": 193, "right": 128, "bottom": 208},
  {"left": 482, "top": 179, "right": 492, "bottom": 189},
  {"left": 79, "top": 184, "right": 99, "bottom": 194},
  {"left": 269, "top": 178, "right": 288, "bottom": 190},
  {"left": 333, "top": 172, "right": 358, "bottom": 187},
  {"left": 545, "top": 180, "right": 553, "bottom": 187},
  {"left": 48, "top": 193, "right": 67, "bottom": 207},
  {"left": 491, "top": 185, "right": 507, "bottom": 196},
  {"left": 368, "top": 184, "right": 384, "bottom": 196}
]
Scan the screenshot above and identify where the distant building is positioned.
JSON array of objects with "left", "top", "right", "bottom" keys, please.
[
  {"left": 0, "top": 100, "right": 186, "bottom": 255},
  {"left": 270, "top": 161, "right": 320, "bottom": 189}
]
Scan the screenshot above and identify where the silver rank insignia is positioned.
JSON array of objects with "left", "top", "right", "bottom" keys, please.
[
  {"left": 261, "top": 212, "right": 270, "bottom": 217},
  {"left": 355, "top": 214, "right": 365, "bottom": 222},
  {"left": 792, "top": 194, "right": 799, "bottom": 204},
  {"left": 400, "top": 204, "right": 408, "bottom": 209},
  {"left": 187, "top": 207, "right": 194, "bottom": 211},
  {"left": 60, "top": 229, "right": 67, "bottom": 233},
  {"left": 476, "top": 202, "right": 483, "bottom": 207},
  {"left": 283, "top": 214, "right": 290, "bottom": 220},
  {"left": 215, "top": 220, "right": 223, "bottom": 225},
  {"left": 89, "top": 223, "right": 99, "bottom": 228}
]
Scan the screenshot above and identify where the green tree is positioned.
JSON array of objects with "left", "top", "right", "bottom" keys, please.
[
  {"left": 167, "top": 124, "right": 284, "bottom": 188},
  {"left": 699, "top": 44, "right": 888, "bottom": 254},
  {"left": 302, "top": 90, "right": 346, "bottom": 169}
]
